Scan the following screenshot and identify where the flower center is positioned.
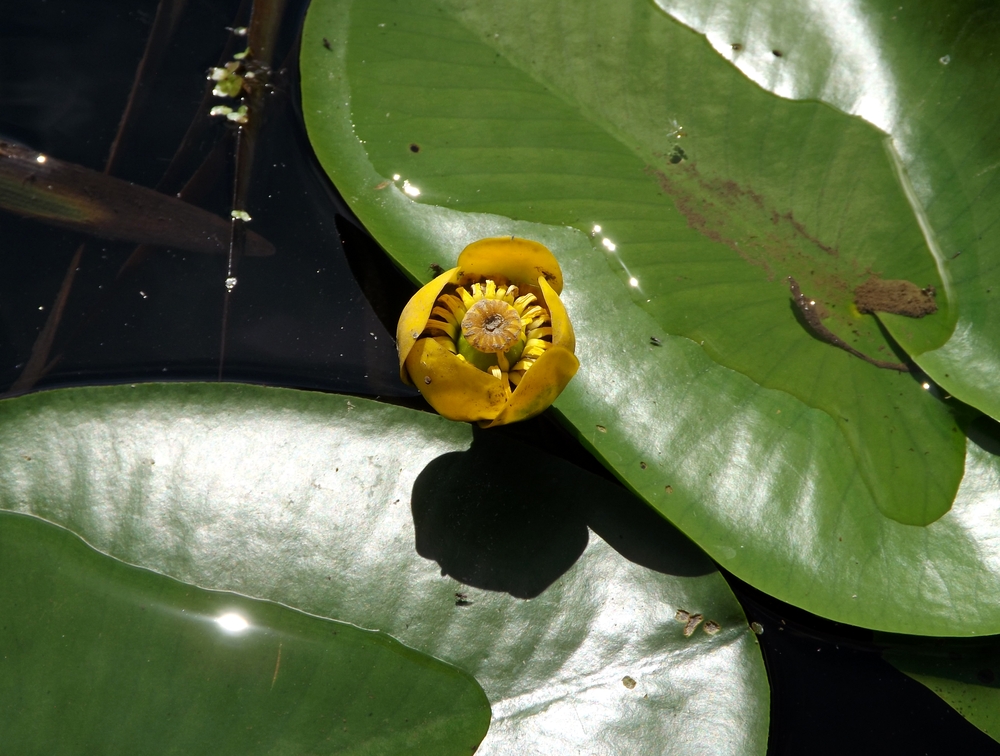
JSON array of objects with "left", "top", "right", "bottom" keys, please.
[
  {"left": 461, "top": 299, "right": 522, "bottom": 353},
  {"left": 420, "top": 278, "right": 554, "bottom": 396}
]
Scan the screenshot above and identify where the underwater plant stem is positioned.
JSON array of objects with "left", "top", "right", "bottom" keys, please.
[
  {"left": 105, "top": 0, "right": 191, "bottom": 177},
  {"left": 218, "top": 0, "right": 290, "bottom": 379}
]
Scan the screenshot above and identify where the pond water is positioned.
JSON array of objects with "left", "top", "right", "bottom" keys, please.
[{"left": 0, "top": 0, "right": 408, "bottom": 396}]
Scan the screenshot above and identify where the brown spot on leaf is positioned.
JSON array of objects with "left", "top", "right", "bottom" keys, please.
[
  {"left": 640, "top": 161, "right": 921, "bottom": 363},
  {"left": 683, "top": 613, "right": 704, "bottom": 636},
  {"left": 675, "top": 609, "right": 704, "bottom": 636},
  {"left": 854, "top": 277, "right": 937, "bottom": 317}
]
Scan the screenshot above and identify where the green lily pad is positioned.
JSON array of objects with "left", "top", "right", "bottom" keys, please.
[
  {"left": 649, "top": 0, "right": 1000, "bottom": 424},
  {"left": 0, "top": 383, "right": 769, "bottom": 754},
  {"left": 0, "top": 510, "right": 489, "bottom": 754},
  {"left": 883, "top": 634, "right": 1000, "bottom": 745},
  {"left": 300, "top": 0, "right": 1000, "bottom": 634},
  {"left": 306, "top": 0, "right": 965, "bottom": 527}
]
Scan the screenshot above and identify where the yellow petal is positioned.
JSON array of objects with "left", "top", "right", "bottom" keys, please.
[
  {"left": 539, "top": 276, "right": 575, "bottom": 352},
  {"left": 457, "top": 237, "right": 564, "bottom": 294},
  {"left": 404, "top": 337, "right": 509, "bottom": 422},
  {"left": 396, "top": 267, "right": 460, "bottom": 385},
  {"left": 484, "top": 345, "right": 580, "bottom": 427}
]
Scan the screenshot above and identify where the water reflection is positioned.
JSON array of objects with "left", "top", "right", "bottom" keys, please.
[{"left": 592, "top": 225, "right": 643, "bottom": 292}]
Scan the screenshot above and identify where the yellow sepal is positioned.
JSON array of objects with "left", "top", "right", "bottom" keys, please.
[
  {"left": 485, "top": 345, "right": 579, "bottom": 427},
  {"left": 395, "top": 267, "right": 460, "bottom": 384},
  {"left": 457, "top": 237, "right": 564, "bottom": 294},
  {"left": 538, "top": 275, "right": 575, "bottom": 352},
  {"left": 405, "top": 337, "right": 510, "bottom": 422}
]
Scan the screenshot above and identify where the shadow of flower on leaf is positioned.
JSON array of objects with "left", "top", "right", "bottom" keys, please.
[{"left": 411, "top": 425, "right": 712, "bottom": 599}]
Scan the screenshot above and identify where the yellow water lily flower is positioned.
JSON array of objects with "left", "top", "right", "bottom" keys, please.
[{"left": 396, "top": 237, "right": 579, "bottom": 427}]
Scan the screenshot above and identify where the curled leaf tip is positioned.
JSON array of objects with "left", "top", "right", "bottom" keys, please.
[{"left": 396, "top": 237, "right": 578, "bottom": 427}]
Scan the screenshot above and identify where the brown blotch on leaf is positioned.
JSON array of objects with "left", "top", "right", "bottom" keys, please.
[
  {"left": 683, "top": 613, "right": 704, "bottom": 636},
  {"left": 676, "top": 609, "right": 704, "bottom": 637},
  {"left": 854, "top": 277, "right": 938, "bottom": 318},
  {"left": 789, "top": 277, "right": 909, "bottom": 372}
]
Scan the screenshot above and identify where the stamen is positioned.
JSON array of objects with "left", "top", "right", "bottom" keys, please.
[
  {"left": 513, "top": 293, "right": 536, "bottom": 312},
  {"left": 425, "top": 318, "right": 456, "bottom": 337},
  {"left": 431, "top": 305, "right": 458, "bottom": 325},
  {"left": 527, "top": 326, "right": 553, "bottom": 340},
  {"left": 439, "top": 293, "right": 466, "bottom": 318},
  {"left": 520, "top": 305, "right": 544, "bottom": 322}
]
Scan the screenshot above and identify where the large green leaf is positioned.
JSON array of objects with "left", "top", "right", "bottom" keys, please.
[
  {"left": 311, "top": 0, "right": 965, "bottom": 527},
  {"left": 0, "top": 383, "right": 769, "bottom": 754},
  {"left": 0, "top": 510, "right": 489, "bottom": 754},
  {"left": 651, "top": 0, "right": 1000, "bottom": 422},
  {"left": 300, "top": 0, "right": 1000, "bottom": 634}
]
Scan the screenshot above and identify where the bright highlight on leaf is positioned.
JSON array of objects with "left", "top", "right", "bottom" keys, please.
[
  {"left": 215, "top": 612, "right": 250, "bottom": 633},
  {"left": 397, "top": 237, "right": 579, "bottom": 427}
]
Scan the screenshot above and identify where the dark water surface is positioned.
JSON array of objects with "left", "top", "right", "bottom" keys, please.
[
  {"left": 0, "top": 0, "right": 406, "bottom": 395},
  {"left": 1, "top": 2, "right": 996, "bottom": 754}
]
